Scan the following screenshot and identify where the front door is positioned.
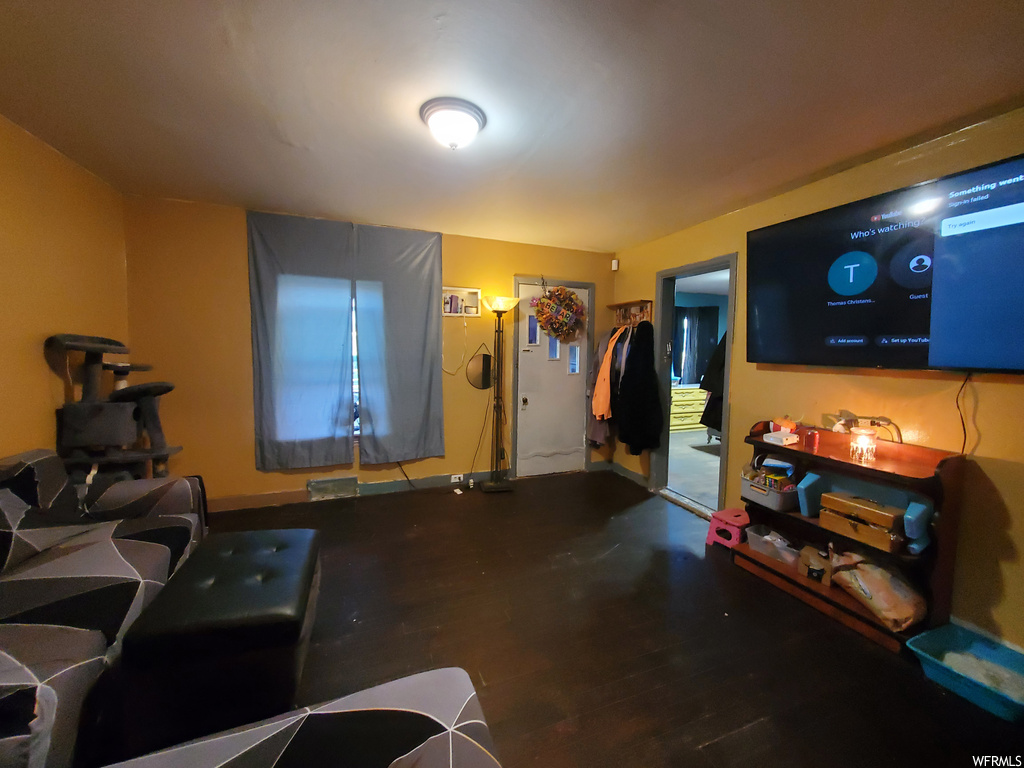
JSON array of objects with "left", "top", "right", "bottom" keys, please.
[{"left": 515, "top": 282, "right": 590, "bottom": 477}]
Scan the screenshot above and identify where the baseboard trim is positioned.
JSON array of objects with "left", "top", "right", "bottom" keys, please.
[
  {"left": 659, "top": 488, "right": 713, "bottom": 520},
  {"left": 950, "top": 617, "right": 1024, "bottom": 656},
  {"left": 595, "top": 461, "right": 649, "bottom": 489},
  {"left": 357, "top": 471, "right": 491, "bottom": 496},
  {"left": 209, "top": 471, "right": 495, "bottom": 511},
  {"left": 209, "top": 489, "right": 309, "bottom": 513},
  {"left": 211, "top": 464, "right": 653, "bottom": 512}
]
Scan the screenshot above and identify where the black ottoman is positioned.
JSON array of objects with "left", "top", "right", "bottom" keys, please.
[{"left": 118, "top": 528, "right": 321, "bottom": 758}]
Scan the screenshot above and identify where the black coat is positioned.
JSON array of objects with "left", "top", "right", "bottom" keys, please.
[
  {"left": 699, "top": 333, "right": 727, "bottom": 431},
  {"left": 616, "top": 321, "right": 663, "bottom": 455}
]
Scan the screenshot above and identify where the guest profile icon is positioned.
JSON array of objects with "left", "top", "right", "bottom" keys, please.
[
  {"left": 910, "top": 255, "right": 932, "bottom": 273},
  {"left": 888, "top": 235, "right": 933, "bottom": 290}
]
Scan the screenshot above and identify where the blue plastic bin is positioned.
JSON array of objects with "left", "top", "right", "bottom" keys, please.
[{"left": 907, "top": 623, "right": 1024, "bottom": 722}]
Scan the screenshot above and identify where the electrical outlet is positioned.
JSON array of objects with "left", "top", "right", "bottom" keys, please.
[{"left": 450, "top": 474, "right": 464, "bottom": 484}]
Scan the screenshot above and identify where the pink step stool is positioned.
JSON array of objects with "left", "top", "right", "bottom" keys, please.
[{"left": 706, "top": 508, "right": 750, "bottom": 549}]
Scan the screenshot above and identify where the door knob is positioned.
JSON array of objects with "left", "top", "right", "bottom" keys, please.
[{"left": 522, "top": 396, "right": 528, "bottom": 407}]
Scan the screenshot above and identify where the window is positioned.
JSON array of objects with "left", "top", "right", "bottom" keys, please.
[
  {"left": 249, "top": 212, "right": 443, "bottom": 470},
  {"left": 548, "top": 335, "right": 560, "bottom": 360},
  {"left": 353, "top": 280, "right": 391, "bottom": 437},
  {"left": 568, "top": 344, "right": 580, "bottom": 374},
  {"left": 528, "top": 315, "right": 540, "bottom": 345},
  {"left": 351, "top": 299, "right": 360, "bottom": 435},
  {"left": 274, "top": 275, "right": 353, "bottom": 441},
  {"left": 269, "top": 280, "right": 393, "bottom": 447}
]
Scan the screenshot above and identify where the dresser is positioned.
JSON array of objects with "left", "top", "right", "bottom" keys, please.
[{"left": 669, "top": 386, "right": 706, "bottom": 432}]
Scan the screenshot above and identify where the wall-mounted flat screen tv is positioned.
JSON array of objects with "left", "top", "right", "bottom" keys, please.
[{"left": 747, "top": 152, "right": 1024, "bottom": 373}]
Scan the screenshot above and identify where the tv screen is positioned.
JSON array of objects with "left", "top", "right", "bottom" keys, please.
[{"left": 747, "top": 153, "right": 1024, "bottom": 373}]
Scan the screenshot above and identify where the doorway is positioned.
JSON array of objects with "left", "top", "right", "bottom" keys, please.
[
  {"left": 651, "top": 256, "right": 736, "bottom": 515},
  {"left": 511, "top": 278, "right": 594, "bottom": 478}
]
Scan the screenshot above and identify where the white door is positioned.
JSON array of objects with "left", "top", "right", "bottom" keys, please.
[{"left": 515, "top": 283, "right": 590, "bottom": 477}]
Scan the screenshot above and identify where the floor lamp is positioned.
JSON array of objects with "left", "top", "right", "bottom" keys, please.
[{"left": 481, "top": 296, "right": 520, "bottom": 493}]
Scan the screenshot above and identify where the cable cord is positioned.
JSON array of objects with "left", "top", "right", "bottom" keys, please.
[
  {"left": 873, "top": 423, "right": 897, "bottom": 442},
  {"left": 466, "top": 342, "right": 499, "bottom": 480},
  {"left": 955, "top": 371, "right": 972, "bottom": 454},
  {"left": 442, "top": 316, "right": 469, "bottom": 375},
  {"left": 396, "top": 461, "right": 417, "bottom": 490},
  {"left": 468, "top": 393, "right": 491, "bottom": 476},
  {"left": 868, "top": 420, "right": 903, "bottom": 443}
]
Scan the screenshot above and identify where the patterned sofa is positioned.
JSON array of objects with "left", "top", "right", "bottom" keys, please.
[
  {"left": 0, "top": 452, "right": 503, "bottom": 768},
  {"left": 0, "top": 450, "right": 204, "bottom": 768},
  {"left": 106, "top": 667, "right": 501, "bottom": 768}
]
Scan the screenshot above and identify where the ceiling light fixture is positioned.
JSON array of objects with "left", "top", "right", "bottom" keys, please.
[{"left": 419, "top": 97, "right": 486, "bottom": 150}]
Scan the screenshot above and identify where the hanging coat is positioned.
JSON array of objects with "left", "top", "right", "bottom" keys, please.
[
  {"left": 587, "top": 330, "right": 614, "bottom": 446},
  {"left": 591, "top": 325, "right": 630, "bottom": 420},
  {"left": 699, "top": 333, "right": 727, "bottom": 432},
  {"left": 616, "top": 321, "right": 663, "bottom": 455}
]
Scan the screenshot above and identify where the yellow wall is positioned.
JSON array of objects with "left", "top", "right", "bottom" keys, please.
[
  {"left": 0, "top": 114, "right": 127, "bottom": 456},
  {"left": 6, "top": 97, "right": 1022, "bottom": 644},
  {"left": 123, "top": 197, "right": 614, "bottom": 504},
  {"left": 614, "top": 107, "right": 1024, "bottom": 646}
]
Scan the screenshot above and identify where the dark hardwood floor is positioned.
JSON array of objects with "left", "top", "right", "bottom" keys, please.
[{"left": 212, "top": 471, "right": 1024, "bottom": 767}]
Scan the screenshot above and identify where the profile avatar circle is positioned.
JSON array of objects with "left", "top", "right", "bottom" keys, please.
[{"left": 828, "top": 251, "right": 878, "bottom": 296}]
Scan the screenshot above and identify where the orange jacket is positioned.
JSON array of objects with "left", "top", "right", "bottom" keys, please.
[{"left": 591, "top": 325, "right": 630, "bottom": 420}]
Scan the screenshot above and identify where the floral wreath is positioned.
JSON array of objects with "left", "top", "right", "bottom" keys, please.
[{"left": 531, "top": 285, "right": 587, "bottom": 342}]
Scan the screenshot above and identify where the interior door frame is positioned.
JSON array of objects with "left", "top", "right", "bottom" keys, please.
[
  {"left": 511, "top": 275, "right": 597, "bottom": 479},
  {"left": 649, "top": 254, "right": 738, "bottom": 509}
]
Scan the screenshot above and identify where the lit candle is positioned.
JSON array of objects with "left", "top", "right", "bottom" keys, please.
[{"left": 849, "top": 427, "right": 877, "bottom": 463}]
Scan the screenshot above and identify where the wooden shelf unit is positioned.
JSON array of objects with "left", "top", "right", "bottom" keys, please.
[
  {"left": 736, "top": 421, "right": 965, "bottom": 651},
  {"left": 733, "top": 542, "right": 907, "bottom": 652},
  {"left": 607, "top": 299, "right": 652, "bottom": 327}
]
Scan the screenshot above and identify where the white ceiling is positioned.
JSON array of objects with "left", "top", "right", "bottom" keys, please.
[
  {"left": 676, "top": 271, "right": 729, "bottom": 296},
  {"left": 1, "top": 1, "right": 1022, "bottom": 253}
]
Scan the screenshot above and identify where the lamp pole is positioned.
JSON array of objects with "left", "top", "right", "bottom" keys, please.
[{"left": 482, "top": 307, "right": 512, "bottom": 492}]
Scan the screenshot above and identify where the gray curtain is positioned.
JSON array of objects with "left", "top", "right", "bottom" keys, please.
[
  {"left": 673, "top": 306, "right": 720, "bottom": 385},
  {"left": 674, "top": 307, "right": 700, "bottom": 384},
  {"left": 353, "top": 225, "right": 444, "bottom": 464},
  {"left": 248, "top": 211, "right": 356, "bottom": 470},
  {"left": 248, "top": 212, "right": 444, "bottom": 471}
]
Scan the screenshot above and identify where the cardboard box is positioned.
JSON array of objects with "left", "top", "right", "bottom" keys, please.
[
  {"left": 820, "top": 491, "right": 904, "bottom": 532},
  {"left": 820, "top": 508, "right": 904, "bottom": 553},
  {"left": 798, "top": 545, "right": 832, "bottom": 585}
]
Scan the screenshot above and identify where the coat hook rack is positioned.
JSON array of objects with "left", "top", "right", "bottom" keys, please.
[{"left": 607, "top": 299, "right": 652, "bottom": 327}]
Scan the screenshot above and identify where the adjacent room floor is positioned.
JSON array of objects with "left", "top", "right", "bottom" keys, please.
[
  {"left": 667, "top": 429, "right": 721, "bottom": 510},
  {"left": 213, "top": 472, "right": 1024, "bottom": 767}
]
